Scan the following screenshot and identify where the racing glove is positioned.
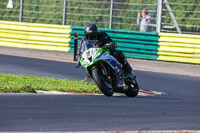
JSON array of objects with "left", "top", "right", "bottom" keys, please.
[{"left": 104, "top": 42, "right": 117, "bottom": 49}]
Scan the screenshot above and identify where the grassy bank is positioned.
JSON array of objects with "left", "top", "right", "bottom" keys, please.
[{"left": 0, "top": 73, "right": 100, "bottom": 93}]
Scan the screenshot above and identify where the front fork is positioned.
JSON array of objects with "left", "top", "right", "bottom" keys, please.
[
  {"left": 85, "top": 61, "right": 108, "bottom": 79},
  {"left": 86, "top": 60, "right": 125, "bottom": 90}
]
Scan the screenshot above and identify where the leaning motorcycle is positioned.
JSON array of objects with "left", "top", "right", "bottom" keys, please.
[{"left": 78, "top": 40, "right": 139, "bottom": 97}]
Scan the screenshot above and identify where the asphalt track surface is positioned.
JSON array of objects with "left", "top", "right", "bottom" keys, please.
[{"left": 0, "top": 54, "right": 200, "bottom": 131}]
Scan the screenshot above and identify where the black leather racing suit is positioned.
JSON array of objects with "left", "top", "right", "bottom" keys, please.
[{"left": 77, "top": 31, "right": 132, "bottom": 74}]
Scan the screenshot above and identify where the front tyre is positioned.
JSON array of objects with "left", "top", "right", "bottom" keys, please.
[
  {"left": 92, "top": 67, "right": 113, "bottom": 97},
  {"left": 125, "top": 79, "right": 139, "bottom": 97}
]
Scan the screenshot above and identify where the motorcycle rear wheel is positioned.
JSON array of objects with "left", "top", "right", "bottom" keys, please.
[{"left": 92, "top": 67, "right": 114, "bottom": 97}]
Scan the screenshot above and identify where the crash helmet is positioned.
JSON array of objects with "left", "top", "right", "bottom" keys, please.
[{"left": 84, "top": 24, "right": 99, "bottom": 40}]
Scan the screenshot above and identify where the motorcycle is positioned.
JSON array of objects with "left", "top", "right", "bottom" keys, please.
[{"left": 78, "top": 40, "right": 139, "bottom": 97}]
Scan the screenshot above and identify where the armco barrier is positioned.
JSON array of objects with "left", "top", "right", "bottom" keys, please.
[
  {"left": 0, "top": 20, "right": 200, "bottom": 64},
  {"left": 70, "top": 26, "right": 160, "bottom": 60},
  {"left": 158, "top": 33, "right": 200, "bottom": 64},
  {"left": 0, "top": 20, "right": 72, "bottom": 52},
  {"left": 70, "top": 26, "right": 200, "bottom": 64}
]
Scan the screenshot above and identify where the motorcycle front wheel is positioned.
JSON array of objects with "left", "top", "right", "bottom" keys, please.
[{"left": 92, "top": 67, "right": 114, "bottom": 97}]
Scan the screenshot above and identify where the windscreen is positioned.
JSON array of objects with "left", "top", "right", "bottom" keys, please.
[{"left": 81, "top": 40, "right": 98, "bottom": 53}]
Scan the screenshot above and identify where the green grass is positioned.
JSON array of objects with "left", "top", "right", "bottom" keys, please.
[{"left": 0, "top": 73, "right": 101, "bottom": 93}]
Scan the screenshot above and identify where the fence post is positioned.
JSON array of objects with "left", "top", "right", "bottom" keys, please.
[
  {"left": 74, "top": 33, "right": 78, "bottom": 61},
  {"left": 109, "top": 0, "right": 113, "bottom": 29},
  {"left": 19, "top": 0, "right": 24, "bottom": 22},
  {"left": 164, "top": 0, "right": 181, "bottom": 33},
  {"left": 63, "top": 0, "right": 67, "bottom": 25},
  {"left": 156, "top": 0, "right": 163, "bottom": 33}
]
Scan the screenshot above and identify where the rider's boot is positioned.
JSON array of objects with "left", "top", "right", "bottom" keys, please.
[
  {"left": 75, "top": 61, "right": 81, "bottom": 68},
  {"left": 123, "top": 62, "right": 136, "bottom": 80}
]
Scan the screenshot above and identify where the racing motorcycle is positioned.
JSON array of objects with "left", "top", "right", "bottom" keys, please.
[{"left": 78, "top": 40, "right": 139, "bottom": 97}]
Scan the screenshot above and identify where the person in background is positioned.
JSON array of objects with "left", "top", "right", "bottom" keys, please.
[{"left": 137, "top": 9, "right": 152, "bottom": 32}]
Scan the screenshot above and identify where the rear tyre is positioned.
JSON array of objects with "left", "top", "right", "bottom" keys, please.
[
  {"left": 125, "top": 79, "right": 139, "bottom": 97},
  {"left": 92, "top": 67, "right": 113, "bottom": 97}
]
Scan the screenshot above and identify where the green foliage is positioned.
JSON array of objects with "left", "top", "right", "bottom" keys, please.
[
  {"left": 164, "top": 0, "right": 200, "bottom": 32},
  {"left": 0, "top": 0, "right": 199, "bottom": 32},
  {"left": 23, "top": 0, "right": 63, "bottom": 24},
  {"left": 66, "top": 0, "right": 111, "bottom": 28},
  {"left": 0, "top": 0, "right": 20, "bottom": 21}
]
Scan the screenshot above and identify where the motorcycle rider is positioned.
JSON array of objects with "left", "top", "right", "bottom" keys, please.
[{"left": 75, "top": 24, "right": 135, "bottom": 79}]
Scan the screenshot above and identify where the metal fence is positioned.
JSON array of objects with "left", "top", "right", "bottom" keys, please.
[
  {"left": 0, "top": 0, "right": 200, "bottom": 35},
  {"left": 161, "top": 0, "right": 200, "bottom": 34}
]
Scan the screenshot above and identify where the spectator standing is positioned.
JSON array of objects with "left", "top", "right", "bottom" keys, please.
[{"left": 137, "top": 9, "right": 152, "bottom": 32}]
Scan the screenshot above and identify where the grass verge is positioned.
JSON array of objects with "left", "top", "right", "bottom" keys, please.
[{"left": 0, "top": 73, "right": 100, "bottom": 93}]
